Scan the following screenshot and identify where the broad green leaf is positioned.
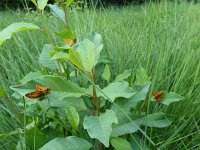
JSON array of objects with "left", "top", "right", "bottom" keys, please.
[
  {"left": 20, "top": 71, "right": 44, "bottom": 83},
  {"left": 111, "top": 112, "right": 173, "bottom": 137},
  {"left": 50, "top": 51, "right": 69, "bottom": 60},
  {"left": 66, "top": 0, "right": 74, "bottom": 7},
  {"left": 110, "top": 137, "right": 132, "bottom": 150},
  {"left": 114, "top": 69, "right": 132, "bottom": 82},
  {"left": 135, "top": 67, "right": 148, "bottom": 84},
  {"left": 38, "top": 0, "right": 48, "bottom": 11},
  {"left": 55, "top": 29, "right": 74, "bottom": 38},
  {"left": 136, "top": 112, "right": 174, "bottom": 128},
  {"left": 31, "top": 0, "right": 37, "bottom": 7},
  {"left": 87, "top": 31, "right": 102, "bottom": 47},
  {"left": 101, "top": 64, "right": 111, "bottom": 82},
  {"left": 111, "top": 82, "right": 151, "bottom": 122},
  {"left": 160, "top": 92, "right": 184, "bottom": 105},
  {"left": 10, "top": 75, "right": 85, "bottom": 100},
  {"left": 83, "top": 110, "right": 118, "bottom": 147},
  {"left": 48, "top": 4, "right": 65, "bottom": 23},
  {"left": 0, "top": 22, "right": 39, "bottom": 46},
  {"left": 100, "top": 81, "right": 136, "bottom": 102},
  {"left": 111, "top": 121, "right": 139, "bottom": 137},
  {"left": 69, "top": 49, "right": 85, "bottom": 71},
  {"left": 39, "top": 136, "right": 92, "bottom": 150},
  {"left": 65, "top": 106, "right": 79, "bottom": 129},
  {"left": 131, "top": 82, "right": 151, "bottom": 105},
  {"left": 39, "top": 97, "right": 87, "bottom": 111},
  {"left": 77, "top": 39, "right": 100, "bottom": 72},
  {"left": 39, "top": 44, "right": 59, "bottom": 70}
]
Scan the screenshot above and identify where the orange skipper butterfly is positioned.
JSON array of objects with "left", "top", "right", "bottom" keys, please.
[
  {"left": 25, "top": 85, "right": 51, "bottom": 99},
  {"left": 64, "top": 38, "right": 77, "bottom": 46},
  {"left": 152, "top": 91, "right": 163, "bottom": 101}
]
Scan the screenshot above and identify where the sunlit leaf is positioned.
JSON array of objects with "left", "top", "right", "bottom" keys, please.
[
  {"left": 38, "top": 0, "right": 48, "bottom": 11},
  {"left": 114, "top": 69, "right": 132, "bottom": 82},
  {"left": 76, "top": 39, "right": 99, "bottom": 72},
  {"left": 0, "top": 22, "right": 39, "bottom": 46},
  {"left": 160, "top": 92, "right": 184, "bottom": 105},
  {"left": 39, "top": 97, "right": 87, "bottom": 112},
  {"left": 65, "top": 106, "right": 79, "bottom": 129},
  {"left": 99, "top": 81, "right": 136, "bottom": 102},
  {"left": 50, "top": 51, "right": 69, "bottom": 60},
  {"left": 66, "top": 0, "right": 74, "bottom": 7},
  {"left": 111, "top": 82, "right": 151, "bottom": 122},
  {"left": 39, "top": 136, "right": 92, "bottom": 150},
  {"left": 83, "top": 110, "right": 118, "bottom": 147},
  {"left": 10, "top": 75, "right": 85, "bottom": 100},
  {"left": 48, "top": 4, "right": 65, "bottom": 23},
  {"left": 31, "top": 0, "right": 37, "bottom": 7},
  {"left": 111, "top": 112, "right": 174, "bottom": 137},
  {"left": 110, "top": 137, "right": 132, "bottom": 150},
  {"left": 20, "top": 71, "right": 44, "bottom": 83},
  {"left": 101, "top": 64, "right": 111, "bottom": 82},
  {"left": 55, "top": 29, "right": 74, "bottom": 38},
  {"left": 39, "top": 44, "right": 59, "bottom": 70},
  {"left": 69, "top": 49, "right": 85, "bottom": 71}
]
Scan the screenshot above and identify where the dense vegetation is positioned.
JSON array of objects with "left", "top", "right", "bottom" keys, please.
[
  {"left": 1, "top": 1, "right": 200, "bottom": 149},
  {"left": 1, "top": 0, "right": 200, "bottom": 9}
]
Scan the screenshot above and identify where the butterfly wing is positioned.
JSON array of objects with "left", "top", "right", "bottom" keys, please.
[
  {"left": 152, "top": 92, "right": 162, "bottom": 100},
  {"left": 25, "top": 91, "right": 44, "bottom": 99},
  {"left": 35, "top": 85, "right": 46, "bottom": 91},
  {"left": 64, "top": 38, "right": 76, "bottom": 46}
]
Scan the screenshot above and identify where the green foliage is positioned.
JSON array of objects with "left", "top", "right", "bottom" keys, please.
[
  {"left": 48, "top": 4, "right": 66, "bottom": 23},
  {"left": 83, "top": 110, "right": 118, "bottom": 147},
  {"left": 39, "top": 136, "right": 92, "bottom": 150},
  {"left": 114, "top": 69, "right": 132, "bottom": 82},
  {"left": 65, "top": 106, "right": 80, "bottom": 129},
  {"left": 0, "top": 22, "right": 40, "bottom": 46},
  {"left": 98, "top": 81, "right": 136, "bottom": 102},
  {"left": 110, "top": 137, "right": 132, "bottom": 150},
  {"left": 11, "top": 75, "right": 85, "bottom": 99},
  {"left": 38, "top": 0, "right": 48, "bottom": 11},
  {"left": 101, "top": 64, "right": 111, "bottom": 82},
  {"left": 1, "top": 2, "right": 197, "bottom": 149},
  {"left": 39, "top": 44, "right": 59, "bottom": 70},
  {"left": 159, "top": 92, "right": 184, "bottom": 105}
]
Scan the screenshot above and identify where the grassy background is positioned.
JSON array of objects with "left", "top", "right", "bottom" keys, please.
[{"left": 1, "top": 2, "right": 200, "bottom": 149}]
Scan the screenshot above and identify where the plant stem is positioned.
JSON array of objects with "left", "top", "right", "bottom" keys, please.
[
  {"left": 91, "top": 67, "right": 99, "bottom": 116},
  {"left": 61, "top": 0, "right": 69, "bottom": 30}
]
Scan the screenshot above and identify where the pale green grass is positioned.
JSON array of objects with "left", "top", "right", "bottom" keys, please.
[{"left": 1, "top": 2, "right": 200, "bottom": 149}]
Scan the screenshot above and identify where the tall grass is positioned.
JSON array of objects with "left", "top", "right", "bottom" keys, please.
[{"left": 1, "top": 2, "right": 200, "bottom": 149}]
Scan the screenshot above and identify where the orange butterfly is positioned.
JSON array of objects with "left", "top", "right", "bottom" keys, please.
[
  {"left": 64, "top": 38, "right": 77, "bottom": 46},
  {"left": 25, "top": 85, "right": 51, "bottom": 99},
  {"left": 152, "top": 91, "right": 163, "bottom": 101}
]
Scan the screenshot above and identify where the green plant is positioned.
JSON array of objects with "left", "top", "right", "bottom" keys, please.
[{"left": 0, "top": 2, "right": 186, "bottom": 150}]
